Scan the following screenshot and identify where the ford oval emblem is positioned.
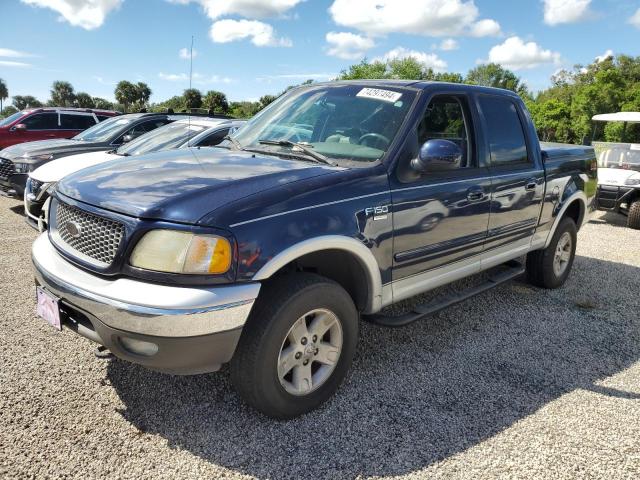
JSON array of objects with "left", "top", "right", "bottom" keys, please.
[{"left": 65, "top": 221, "right": 82, "bottom": 239}]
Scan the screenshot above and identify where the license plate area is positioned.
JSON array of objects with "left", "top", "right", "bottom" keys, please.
[{"left": 36, "top": 286, "right": 62, "bottom": 331}]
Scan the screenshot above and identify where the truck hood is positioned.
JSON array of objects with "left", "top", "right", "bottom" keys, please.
[
  {"left": 31, "top": 150, "right": 119, "bottom": 183},
  {"left": 0, "top": 138, "right": 105, "bottom": 160},
  {"left": 57, "top": 147, "right": 338, "bottom": 224}
]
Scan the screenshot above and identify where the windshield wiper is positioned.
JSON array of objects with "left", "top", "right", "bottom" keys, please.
[
  {"left": 223, "top": 135, "right": 243, "bottom": 150},
  {"left": 258, "top": 139, "right": 334, "bottom": 166}
]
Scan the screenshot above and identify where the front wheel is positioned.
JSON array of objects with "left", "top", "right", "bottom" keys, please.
[
  {"left": 230, "top": 273, "right": 358, "bottom": 419},
  {"left": 628, "top": 200, "right": 640, "bottom": 230},
  {"left": 526, "top": 216, "right": 577, "bottom": 289}
]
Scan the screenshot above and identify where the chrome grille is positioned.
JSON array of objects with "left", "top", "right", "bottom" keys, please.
[
  {"left": 55, "top": 202, "right": 124, "bottom": 266},
  {"left": 0, "top": 158, "right": 14, "bottom": 179}
]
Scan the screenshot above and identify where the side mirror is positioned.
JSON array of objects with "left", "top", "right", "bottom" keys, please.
[
  {"left": 411, "top": 139, "right": 463, "bottom": 173},
  {"left": 13, "top": 123, "right": 27, "bottom": 132},
  {"left": 121, "top": 134, "right": 134, "bottom": 143}
]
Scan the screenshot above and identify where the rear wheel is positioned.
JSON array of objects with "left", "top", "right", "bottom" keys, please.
[
  {"left": 628, "top": 200, "right": 640, "bottom": 230},
  {"left": 230, "top": 273, "right": 358, "bottom": 419},
  {"left": 527, "top": 216, "right": 577, "bottom": 289}
]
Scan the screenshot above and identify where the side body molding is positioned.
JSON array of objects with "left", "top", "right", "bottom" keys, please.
[{"left": 252, "top": 235, "right": 383, "bottom": 314}]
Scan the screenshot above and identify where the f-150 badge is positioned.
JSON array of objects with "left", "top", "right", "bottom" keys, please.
[{"left": 365, "top": 205, "right": 389, "bottom": 221}]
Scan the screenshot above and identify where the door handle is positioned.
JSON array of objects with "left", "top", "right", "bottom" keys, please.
[
  {"left": 466, "top": 188, "right": 484, "bottom": 202},
  {"left": 525, "top": 179, "right": 537, "bottom": 191}
]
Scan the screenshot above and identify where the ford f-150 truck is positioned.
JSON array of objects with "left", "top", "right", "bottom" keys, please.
[{"left": 31, "top": 81, "right": 597, "bottom": 418}]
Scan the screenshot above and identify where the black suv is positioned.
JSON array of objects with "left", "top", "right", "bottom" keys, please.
[{"left": 0, "top": 112, "right": 228, "bottom": 197}]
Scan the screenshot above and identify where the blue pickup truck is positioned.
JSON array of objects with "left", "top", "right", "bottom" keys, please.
[{"left": 31, "top": 81, "right": 596, "bottom": 418}]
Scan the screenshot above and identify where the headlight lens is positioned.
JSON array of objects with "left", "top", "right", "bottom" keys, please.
[
  {"left": 13, "top": 162, "right": 31, "bottom": 173},
  {"left": 130, "top": 230, "right": 232, "bottom": 274},
  {"left": 625, "top": 175, "right": 640, "bottom": 186}
]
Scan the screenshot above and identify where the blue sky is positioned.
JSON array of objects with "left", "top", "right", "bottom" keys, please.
[{"left": 0, "top": 0, "right": 639, "bottom": 104}]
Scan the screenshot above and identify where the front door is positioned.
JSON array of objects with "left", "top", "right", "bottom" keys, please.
[{"left": 390, "top": 94, "right": 491, "bottom": 282}]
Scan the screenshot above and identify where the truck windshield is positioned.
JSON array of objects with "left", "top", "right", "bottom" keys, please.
[
  {"left": 231, "top": 84, "right": 417, "bottom": 163},
  {"left": 73, "top": 116, "right": 132, "bottom": 142},
  {"left": 0, "top": 111, "right": 26, "bottom": 127},
  {"left": 594, "top": 141, "right": 640, "bottom": 172},
  {"left": 116, "top": 122, "right": 207, "bottom": 156}
]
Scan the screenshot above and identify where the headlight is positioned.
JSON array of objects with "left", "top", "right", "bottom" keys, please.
[
  {"left": 625, "top": 175, "right": 640, "bottom": 186},
  {"left": 130, "top": 230, "right": 232, "bottom": 274},
  {"left": 13, "top": 162, "right": 31, "bottom": 174}
]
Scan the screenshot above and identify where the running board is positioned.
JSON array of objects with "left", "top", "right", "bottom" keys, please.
[{"left": 365, "top": 261, "right": 526, "bottom": 328}]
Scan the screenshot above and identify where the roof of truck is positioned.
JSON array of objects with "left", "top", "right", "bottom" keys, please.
[{"left": 592, "top": 112, "right": 640, "bottom": 123}]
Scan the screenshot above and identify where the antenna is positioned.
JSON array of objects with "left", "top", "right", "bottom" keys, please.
[{"left": 187, "top": 35, "right": 194, "bottom": 147}]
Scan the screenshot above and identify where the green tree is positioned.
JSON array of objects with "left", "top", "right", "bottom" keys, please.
[
  {"left": 258, "top": 94, "right": 277, "bottom": 110},
  {"left": 0, "top": 79, "right": 7, "bottom": 113},
  {"left": 183, "top": 88, "right": 202, "bottom": 109},
  {"left": 338, "top": 59, "right": 388, "bottom": 80},
  {"left": 92, "top": 97, "right": 114, "bottom": 110},
  {"left": 135, "top": 82, "right": 152, "bottom": 109},
  {"left": 203, "top": 90, "right": 229, "bottom": 113},
  {"left": 114, "top": 81, "right": 138, "bottom": 112},
  {"left": 12, "top": 95, "right": 42, "bottom": 110},
  {"left": 74, "top": 92, "right": 95, "bottom": 108},
  {"left": 152, "top": 95, "right": 186, "bottom": 112},
  {"left": 229, "top": 101, "right": 261, "bottom": 118},
  {"left": 465, "top": 63, "right": 524, "bottom": 93},
  {"left": 1, "top": 105, "right": 18, "bottom": 118},
  {"left": 50, "top": 81, "right": 75, "bottom": 107}
]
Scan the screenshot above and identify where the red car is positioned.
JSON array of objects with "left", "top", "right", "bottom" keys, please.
[{"left": 0, "top": 107, "right": 119, "bottom": 149}]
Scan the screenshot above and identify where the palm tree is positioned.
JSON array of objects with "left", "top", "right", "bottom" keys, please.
[
  {"left": 114, "top": 81, "right": 137, "bottom": 112},
  {"left": 183, "top": 88, "right": 202, "bottom": 109},
  {"left": 0, "top": 79, "right": 8, "bottom": 113},
  {"left": 135, "top": 82, "right": 152, "bottom": 110},
  {"left": 50, "top": 81, "right": 75, "bottom": 107},
  {"left": 203, "top": 90, "right": 229, "bottom": 113}
]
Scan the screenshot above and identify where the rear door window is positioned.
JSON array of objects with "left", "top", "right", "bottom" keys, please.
[
  {"left": 21, "top": 113, "right": 59, "bottom": 130},
  {"left": 197, "top": 128, "right": 230, "bottom": 147},
  {"left": 60, "top": 114, "right": 96, "bottom": 130},
  {"left": 478, "top": 96, "right": 529, "bottom": 165}
]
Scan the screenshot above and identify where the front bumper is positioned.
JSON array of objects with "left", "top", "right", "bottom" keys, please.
[
  {"left": 596, "top": 184, "right": 636, "bottom": 211},
  {"left": 32, "top": 233, "right": 261, "bottom": 374},
  {"left": 0, "top": 173, "right": 27, "bottom": 198}
]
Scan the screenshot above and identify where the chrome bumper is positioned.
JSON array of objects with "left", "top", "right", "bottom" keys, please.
[{"left": 32, "top": 233, "right": 260, "bottom": 338}]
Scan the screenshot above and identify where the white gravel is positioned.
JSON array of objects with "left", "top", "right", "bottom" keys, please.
[{"left": 1, "top": 195, "right": 639, "bottom": 479}]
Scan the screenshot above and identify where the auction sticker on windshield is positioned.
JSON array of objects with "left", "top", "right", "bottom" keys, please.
[{"left": 356, "top": 88, "right": 402, "bottom": 103}]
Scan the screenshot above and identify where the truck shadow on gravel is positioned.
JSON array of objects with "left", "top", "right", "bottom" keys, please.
[{"left": 106, "top": 255, "right": 640, "bottom": 479}]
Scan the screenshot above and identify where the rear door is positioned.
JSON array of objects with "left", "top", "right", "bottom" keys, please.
[
  {"left": 59, "top": 113, "right": 97, "bottom": 138},
  {"left": 476, "top": 95, "right": 544, "bottom": 254},
  {"left": 391, "top": 93, "right": 491, "bottom": 280}
]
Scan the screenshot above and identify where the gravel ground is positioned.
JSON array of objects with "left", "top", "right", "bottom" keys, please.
[{"left": 1, "top": 195, "right": 639, "bottom": 480}]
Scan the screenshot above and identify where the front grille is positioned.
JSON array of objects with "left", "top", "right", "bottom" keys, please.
[
  {"left": 55, "top": 202, "right": 124, "bottom": 266},
  {"left": 0, "top": 158, "right": 14, "bottom": 179}
]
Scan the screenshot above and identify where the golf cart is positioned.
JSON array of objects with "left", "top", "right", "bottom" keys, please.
[{"left": 592, "top": 112, "right": 640, "bottom": 229}]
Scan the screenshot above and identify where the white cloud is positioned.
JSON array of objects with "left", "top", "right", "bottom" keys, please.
[
  {"left": 483, "top": 36, "right": 561, "bottom": 70},
  {"left": 629, "top": 8, "right": 640, "bottom": 28},
  {"left": 595, "top": 49, "right": 613, "bottom": 63},
  {"left": 172, "top": 0, "right": 303, "bottom": 19},
  {"left": 0, "top": 60, "right": 32, "bottom": 68},
  {"left": 325, "top": 31, "right": 374, "bottom": 59},
  {"left": 158, "top": 72, "right": 231, "bottom": 84},
  {"left": 438, "top": 38, "right": 459, "bottom": 51},
  {"left": 20, "top": 0, "right": 123, "bottom": 30},
  {"left": 543, "top": 0, "right": 593, "bottom": 26},
  {"left": 210, "top": 19, "right": 292, "bottom": 47},
  {"left": 328, "top": 0, "right": 501, "bottom": 37},
  {"left": 179, "top": 47, "right": 198, "bottom": 59},
  {"left": 375, "top": 47, "right": 447, "bottom": 72},
  {"left": 469, "top": 19, "right": 501, "bottom": 37},
  {"left": 0, "top": 48, "right": 35, "bottom": 58}
]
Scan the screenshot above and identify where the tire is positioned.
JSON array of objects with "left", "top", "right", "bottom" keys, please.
[
  {"left": 230, "top": 273, "right": 358, "bottom": 419},
  {"left": 628, "top": 200, "right": 640, "bottom": 230},
  {"left": 526, "top": 216, "right": 577, "bottom": 289}
]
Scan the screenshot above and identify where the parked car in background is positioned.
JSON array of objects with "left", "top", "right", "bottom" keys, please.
[
  {"left": 32, "top": 81, "right": 596, "bottom": 418},
  {"left": 0, "top": 111, "right": 227, "bottom": 197},
  {"left": 592, "top": 112, "right": 640, "bottom": 229},
  {"left": 0, "top": 107, "right": 119, "bottom": 149},
  {"left": 24, "top": 117, "right": 245, "bottom": 230}
]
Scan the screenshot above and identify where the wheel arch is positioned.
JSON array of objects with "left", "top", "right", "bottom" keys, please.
[
  {"left": 252, "top": 236, "right": 383, "bottom": 314},
  {"left": 544, "top": 190, "right": 587, "bottom": 248}
]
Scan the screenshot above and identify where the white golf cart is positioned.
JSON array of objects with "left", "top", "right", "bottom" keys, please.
[{"left": 592, "top": 112, "right": 640, "bottom": 229}]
